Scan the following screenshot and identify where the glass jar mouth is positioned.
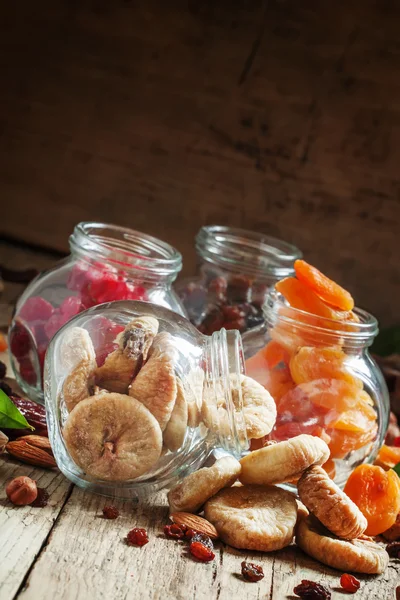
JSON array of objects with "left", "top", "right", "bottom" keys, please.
[
  {"left": 263, "top": 290, "right": 379, "bottom": 347},
  {"left": 69, "top": 222, "right": 182, "bottom": 281},
  {"left": 195, "top": 225, "right": 301, "bottom": 279}
]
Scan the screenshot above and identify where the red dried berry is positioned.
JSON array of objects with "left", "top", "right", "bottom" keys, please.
[
  {"left": 393, "top": 437, "right": 400, "bottom": 448},
  {"left": 164, "top": 523, "right": 186, "bottom": 539},
  {"left": 241, "top": 561, "right": 264, "bottom": 582},
  {"left": 191, "top": 533, "right": 214, "bottom": 551},
  {"left": 19, "top": 297, "right": 54, "bottom": 322},
  {"left": 386, "top": 542, "right": 400, "bottom": 558},
  {"left": 126, "top": 527, "right": 149, "bottom": 547},
  {"left": 396, "top": 585, "right": 400, "bottom": 600},
  {"left": 102, "top": 505, "right": 119, "bottom": 520},
  {"left": 189, "top": 541, "right": 215, "bottom": 562},
  {"left": 340, "top": 573, "right": 360, "bottom": 593},
  {"left": 293, "top": 579, "right": 331, "bottom": 599},
  {"left": 185, "top": 528, "right": 196, "bottom": 539},
  {"left": 31, "top": 488, "right": 49, "bottom": 508}
]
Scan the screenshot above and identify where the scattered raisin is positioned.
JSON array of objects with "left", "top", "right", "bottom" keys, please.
[
  {"left": 386, "top": 542, "right": 400, "bottom": 558},
  {"left": 340, "top": 573, "right": 360, "bottom": 593},
  {"left": 126, "top": 527, "right": 149, "bottom": 546},
  {"left": 293, "top": 579, "right": 331, "bottom": 599},
  {"left": 0, "top": 380, "right": 13, "bottom": 396},
  {"left": 0, "top": 360, "right": 6, "bottom": 380},
  {"left": 102, "top": 505, "right": 119, "bottom": 519},
  {"left": 241, "top": 561, "right": 264, "bottom": 582},
  {"left": 185, "top": 528, "right": 196, "bottom": 539},
  {"left": 189, "top": 541, "right": 215, "bottom": 562},
  {"left": 191, "top": 533, "right": 214, "bottom": 551},
  {"left": 164, "top": 523, "right": 187, "bottom": 539},
  {"left": 396, "top": 585, "right": 400, "bottom": 600}
]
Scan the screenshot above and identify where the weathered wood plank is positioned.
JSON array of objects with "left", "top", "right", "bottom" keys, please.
[
  {"left": 0, "top": 455, "right": 72, "bottom": 600},
  {"left": 15, "top": 485, "right": 397, "bottom": 600}
]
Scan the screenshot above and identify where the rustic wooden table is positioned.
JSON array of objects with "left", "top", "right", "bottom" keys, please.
[{"left": 0, "top": 242, "right": 398, "bottom": 600}]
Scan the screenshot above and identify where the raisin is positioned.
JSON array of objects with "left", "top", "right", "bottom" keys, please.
[
  {"left": 241, "top": 561, "right": 264, "bottom": 582},
  {"left": 394, "top": 437, "right": 400, "bottom": 448},
  {"left": 102, "top": 505, "right": 119, "bottom": 519},
  {"left": 226, "top": 275, "right": 252, "bottom": 303},
  {"left": 189, "top": 541, "right": 215, "bottom": 562},
  {"left": 293, "top": 579, "right": 331, "bottom": 599},
  {"left": 0, "top": 380, "right": 13, "bottom": 396},
  {"left": 396, "top": 585, "right": 400, "bottom": 600},
  {"left": 126, "top": 527, "right": 149, "bottom": 546},
  {"left": 191, "top": 533, "right": 214, "bottom": 551},
  {"left": 185, "top": 528, "right": 196, "bottom": 539},
  {"left": 0, "top": 360, "right": 6, "bottom": 379},
  {"left": 386, "top": 542, "right": 400, "bottom": 558},
  {"left": 164, "top": 523, "right": 187, "bottom": 539},
  {"left": 340, "top": 573, "right": 360, "bottom": 593},
  {"left": 31, "top": 488, "right": 49, "bottom": 508}
]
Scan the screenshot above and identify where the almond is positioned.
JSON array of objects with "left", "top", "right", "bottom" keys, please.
[
  {"left": 17, "top": 435, "right": 53, "bottom": 452},
  {"left": 6, "top": 439, "right": 57, "bottom": 469},
  {"left": 170, "top": 512, "right": 219, "bottom": 540}
]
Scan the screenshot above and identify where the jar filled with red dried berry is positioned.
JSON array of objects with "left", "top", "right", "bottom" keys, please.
[
  {"left": 44, "top": 301, "right": 250, "bottom": 499},
  {"left": 9, "top": 222, "right": 185, "bottom": 402},
  {"left": 176, "top": 225, "right": 302, "bottom": 335}
]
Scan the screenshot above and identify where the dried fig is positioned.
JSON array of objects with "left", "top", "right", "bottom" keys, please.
[
  {"left": 163, "top": 378, "right": 188, "bottom": 451},
  {"left": 94, "top": 316, "right": 159, "bottom": 394},
  {"left": 61, "top": 327, "right": 97, "bottom": 412}
]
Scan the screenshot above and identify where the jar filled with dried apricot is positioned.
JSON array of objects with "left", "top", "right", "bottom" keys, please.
[
  {"left": 175, "top": 225, "right": 302, "bottom": 335},
  {"left": 243, "top": 262, "right": 390, "bottom": 487},
  {"left": 9, "top": 222, "right": 185, "bottom": 402},
  {"left": 44, "top": 301, "right": 267, "bottom": 499}
]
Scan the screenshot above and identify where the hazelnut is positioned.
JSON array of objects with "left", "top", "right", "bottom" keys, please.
[
  {"left": 0, "top": 430, "right": 8, "bottom": 454},
  {"left": 6, "top": 476, "right": 38, "bottom": 506}
]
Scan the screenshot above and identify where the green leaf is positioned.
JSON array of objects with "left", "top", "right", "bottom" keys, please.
[
  {"left": 392, "top": 462, "right": 400, "bottom": 477},
  {"left": 0, "top": 389, "right": 34, "bottom": 430}
]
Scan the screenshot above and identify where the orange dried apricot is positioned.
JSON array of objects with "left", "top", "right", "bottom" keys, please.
[
  {"left": 276, "top": 277, "right": 341, "bottom": 319},
  {"left": 327, "top": 424, "right": 377, "bottom": 459},
  {"left": 289, "top": 346, "right": 362, "bottom": 388},
  {"left": 322, "top": 458, "right": 336, "bottom": 479},
  {"left": 294, "top": 260, "right": 354, "bottom": 311},
  {"left": 375, "top": 445, "right": 400, "bottom": 470},
  {"left": 344, "top": 464, "right": 400, "bottom": 535},
  {"left": 327, "top": 406, "right": 376, "bottom": 433},
  {"left": 261, "top": 340, "right": 290, "bottom": 369},
  {"left": 298, "top": 379, "right": 365, "bottom": 413}
]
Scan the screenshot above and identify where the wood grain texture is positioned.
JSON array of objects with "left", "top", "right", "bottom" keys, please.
[
  {"left": 0, "top": 0, "right": 399, "bottom": 326},
  {"left": 0, "top": 456, "right": 72, "bottom": 600}
]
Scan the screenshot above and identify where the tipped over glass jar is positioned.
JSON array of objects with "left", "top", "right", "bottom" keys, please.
[
  {"left": 9, "top": 222, "right": 185, "bottom": 402},
  {"left": 175, "top": 225, "right": 302, "bottom": 336},
  {"left": 45, "top": 301, "right": 254, "bottom": 499},
  {"left": 243, "top": 290, "right": 390, "bottom": 487}
]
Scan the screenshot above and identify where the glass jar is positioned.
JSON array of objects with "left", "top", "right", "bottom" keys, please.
[
  {"left": 44, "top": 301, "right": 248, "bottom": 499},
  {"left": 176, "top": 225, "right": 302, "bottom": 335},
  {"left": 243, "top": 290, "right": 390, "bottom": 487},
  {"left": 9, "top": 222, "right": 185, "bottom": 402}
]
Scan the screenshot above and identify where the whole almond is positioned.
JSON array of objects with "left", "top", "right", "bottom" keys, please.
[
  {"left": 6, "top": 440, "right": 57, "bottom": 469},
  {"left": 17, "top": 435, "right": 52, "bottom": 452},
  {"left": 170, "top": 512, "right": 219, "bottom": 540}
]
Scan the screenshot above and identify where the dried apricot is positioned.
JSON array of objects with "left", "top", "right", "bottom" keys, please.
[
  {"left": 303, "top": 379, "right": 372, "bottom": 414},
  {"left": 289, "top": 346, "right": 362, "bottom": 389},
  {"left": 276, "top": 277, "right": 342, "bottom": 320},
  {"left": 321, "top": 458, "right": 336, "bottom": 479},
  {"left": 261, "top": 340, "right": 290, "bottom": 368},
  {"left": 294, "top": 260, "right": 354, "bottom": 311},
  {"left": 264, "top": 367, "right": 296, "bottom": 405},
  {"left": 375, "top": 445, "right": 400, "bottom": 470},
  {"left": 327, "top": 424, "right": 377, "bottom": 459},
  {"left": 344, "top": 464, "right": 400, "bottom": 535}
]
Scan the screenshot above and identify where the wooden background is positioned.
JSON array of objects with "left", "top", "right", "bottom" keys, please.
[{"left": 1, "top": 0, "right": 399, "bottom": 326}]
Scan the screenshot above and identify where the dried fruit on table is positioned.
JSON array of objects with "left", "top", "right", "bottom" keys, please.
[
  {"left": 126, "top": 527, "right": 149, "bottom": 546},
  {"left": 169, "top": 512, "right": 219, "bottom": 539},
  {"left": 2, "top": 395, "right": 48, "bottom": 439},
  {"left": 241, "top": 561, "right": 264, "bottom": 582},
  {"left": 294, "top": 259, "right": 354, "bottom": 311},
  {"left": 60, "top": 327, "right": 97, "bottom": 412},
  {"left": 375, "top": 444, "right": 400, "bottom": 469},
  {"left": 344, "top": 464, "right": 400, "bottom": 535},
  {"left": 102, "top": 505, "right": 119, "bottom": 519},
  {"left": 189, "top": 533, "right": 215, "bottom": 562},
  {"left": 340, "top": 573, "right": 360, "bottom": 593},
  {"left": 164, "top": 523, "right": 187, "bottom": 539},
  {"left": 293, "top": 579, "right": 331, "bottom": 599},
  {"left": 6, "top": 476, "right": 38, "bottom": 505}
]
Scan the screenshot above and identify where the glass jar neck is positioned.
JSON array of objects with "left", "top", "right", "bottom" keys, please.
[
  {"left": 69, "top": 222, "right": 182, "bottom": 284},
  {"left": 196, "top": 225, "right": 301, "bottom": 281},
  {"left": 203, "top": 328, "right": 248, "bottom": 456},
  {"left": 263, "top": 290, "right": 379, "bottom": 351}
]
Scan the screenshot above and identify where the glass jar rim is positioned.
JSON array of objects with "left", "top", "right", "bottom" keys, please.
[
  {"left": 263, "top": 290, "right": 379, "bottom": 347},
  {"left": 69, "top": 222, "right": 182, "bottom": 280},
  {"left": 195, "top": 225, "right": 302, "bottom": 279}
]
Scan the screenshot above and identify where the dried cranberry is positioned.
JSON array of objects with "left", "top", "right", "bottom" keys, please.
[
  {"left": 9, "top": 325, "right": 32, "bottom": 359},
  {"left": 293, "top": 580, "right": 331, "bottom": 599},
  {"left": 44, "top": 310, "right": 66, "bottom": 340},
  {"left": 189, "top": 541, "right": 215, "bottom": 562},
  {"left": 199, "top": 307, "right": 225, "bottom": 335},
  {"left": 394, "top": 437, "right": 400, "bottom": 448},
  {"left": 241, "top": 561, "right": 264, "bottom": 582},
  {"left": 31, "top": 488, "right": 49, "bottom": 508},
  {"left": 19, "top": 358, "right": 37, "bottom": 385},
  {"left": 126, "top": 527, "right": 149, "bottom": 546},
  {"left": 386, "top": 542, "right": 400, "bottom": 558},
  {"left": 185, "top": 528, "right": 196, "bottom": 539},
  {"left": 340, "top": 573, "right": 360, "bottom": 593},
  {"left": 67, "top": 263, "right": 89, "bottom": 291},
  {"left": 226, "top": 275, "right": 252, "bottom": 303},
  {"left": 59, "top": 296, "right": 82, "bottom": 319},
  {"left": 0, "top": 360, "right": 7, "bottom": 379},
  {"left": 164, "top": 523, "right": 187, "bottom": 539},
  {"left": 102, "top": 505, "right": 119, "bottom": 519},
  {"left": 19, "top": 297, "right": 54, "bottom": 322}
]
